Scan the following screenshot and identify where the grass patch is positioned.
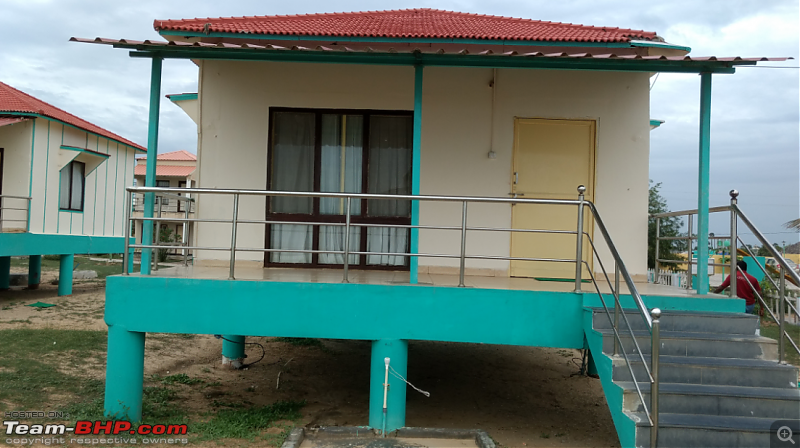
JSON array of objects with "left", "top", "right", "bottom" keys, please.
[
  {"left": 760, "top": 319, "right": 800, "bottom": 366},
  {"left": 157, "top": 373, "right": 204, "bottom": 386},
  {"left": 192, "top": 400, "right": 304, "bottom": 441},
  {"left": 0, "top": 328, "right": 106, "bottom": 410},
  {"left": 9, "top": 255, "right": 139, "bottom": 279}
]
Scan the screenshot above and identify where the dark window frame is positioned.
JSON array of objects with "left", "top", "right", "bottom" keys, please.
[
  {"left": 177, "top": 180, "right": 187, "bottom": 212},
  {"left": 265, "top": 107, "right": 414, "bottom": 271},
  {"left": 59, "top": 160, "right": 86, "bottom": 212}
]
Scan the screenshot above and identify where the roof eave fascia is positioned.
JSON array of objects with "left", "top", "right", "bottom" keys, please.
[
  {"left": 0, "top": 112, "right": 147, "bottom": 153},
  {"left": 157, "top": 29, "right": 639, "bottom": 48},
  {"left": 127, "top": 48, "right": 741, "bottom": 74},
  {"left": 630, "top": 39, "right": 692, "bottom": 53}
]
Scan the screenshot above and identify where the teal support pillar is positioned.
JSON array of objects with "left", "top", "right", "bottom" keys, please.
[
  {"left": 104, "top": 325, "right": 146, "bottom": 421},
  {"left": 0, "top": 256, "right": 10, "bottom": 290},
  {"left": 221, "top": 335, "right": 245, "bottom": 366},
  {"left": 696, "top": 72, "right": 712, "bottom": 295},
  {"left": 127, "top": 247, "right": 135, "bottom": 273},
  {"left": 58, "top": 254, "right": 73, "bottom": 296},
  {"left": 28, "top": 255, "right": 41, "bottom": 289},
  {"left": 369, "top": 339, "right": 408, "bottom": 434},
  {"left": 409, "top": 65, "right": 423, "bottom": 284},
  {"left": 140, "top": 57, "right": 163, "bottom": 275}
]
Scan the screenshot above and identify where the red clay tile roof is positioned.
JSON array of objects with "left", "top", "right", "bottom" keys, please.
[
  {"left": 134, "top": 165, "right": 196, "bottom": 177},
  {"left": 137, "top": 149, "right": 197, "bottom": 161},
  {"left": 0, "top": 81, "right": 145, "bottom": 151},
  {"left": 154, "top": 8, "right": 658, "bottom": 43}
]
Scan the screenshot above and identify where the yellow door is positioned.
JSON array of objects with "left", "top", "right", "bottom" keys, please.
[{"left": 510, "top": 118, "right": 595, "bottom": 279}]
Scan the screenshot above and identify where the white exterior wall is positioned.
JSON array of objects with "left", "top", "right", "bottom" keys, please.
[
  {"left": 0, "top": 120, "right": 33, "bottom": 230},
  {"left": 194, "top": 61, "right": 650, "bottom": 275},
  {"left": 1, "top": 118, "right": 137, "bottom": 237}
]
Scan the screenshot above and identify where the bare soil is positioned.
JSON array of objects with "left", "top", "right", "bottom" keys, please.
[{"left": 0, "top": 274, "right": 619, "bottom": 448}]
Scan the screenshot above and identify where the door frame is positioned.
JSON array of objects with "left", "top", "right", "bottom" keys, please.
[{"left": 509, "top": 117, "right": 598, "bottom": 278}]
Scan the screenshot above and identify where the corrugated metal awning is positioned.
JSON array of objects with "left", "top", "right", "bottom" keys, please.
[
  {"left": 70, "top": 37, "right": 791, "bottom": 74},
  {"left": 0, "top": 117, "right": 30, "bottom": 127}
]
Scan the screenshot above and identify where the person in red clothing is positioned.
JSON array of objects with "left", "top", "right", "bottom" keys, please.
[{"left": 713, "top": 260, "right": 761, "bottom": 313}]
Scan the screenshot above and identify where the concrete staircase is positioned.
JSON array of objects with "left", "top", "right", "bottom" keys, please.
[{"left": 584, "top": 307, "right": 800, "bottom": 448}]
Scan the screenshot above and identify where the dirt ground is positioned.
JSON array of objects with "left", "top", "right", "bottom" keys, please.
[{"left": 0, "top": 271, "right": 619, "bottom": 448}]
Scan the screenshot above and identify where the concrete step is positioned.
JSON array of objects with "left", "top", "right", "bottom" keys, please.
[
  {"left": 589, "top": 307, "right": 758, "bottom": 335},
  {"left": 597, "top": 328, "right": 777, "bottom": 360},
  {"left": 618, "top": 381, "right": 800, "bottom": 420},
  {"left": 613, "top": 355, "right": 799, "bottom": 389},
  {"left": 631, "top": 412, "right": 799, "bottom": 448}
]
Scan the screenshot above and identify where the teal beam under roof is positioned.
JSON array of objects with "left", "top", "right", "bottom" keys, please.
[{"left": 166, "top": 93, "right": 198, "bottom": 102}]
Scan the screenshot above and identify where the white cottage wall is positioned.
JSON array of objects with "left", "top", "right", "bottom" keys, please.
[{"left": 194, "top": 61, "right": 650, "bottom": 275}]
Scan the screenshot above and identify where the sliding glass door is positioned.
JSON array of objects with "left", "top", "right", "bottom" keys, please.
[{"left": 266, "top": 109, "right": 412, "bottom": 269}]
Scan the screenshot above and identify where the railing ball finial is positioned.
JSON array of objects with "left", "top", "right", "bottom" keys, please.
[
  {"left": 729, "top": 189, "right": 739, "bottom": 199},
  {"left": 577, "top": 185, "right": 586, "bottom": 195},
  {"left": 650, "top": 308, "right": 662, "bottom": 320}
]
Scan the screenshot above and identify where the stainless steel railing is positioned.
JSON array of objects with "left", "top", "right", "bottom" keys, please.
[
  {"left": 0, "top": 194, "right": 32, "bottom": 233},
  {"left": 123, "top": 184, "right": 662, "bottom": 445},
  {"left": 652, "top": 190, "right": 800, "bottom": 363},
  {"left": 126, "top": 192, "right": 195, "bottom": 269}
]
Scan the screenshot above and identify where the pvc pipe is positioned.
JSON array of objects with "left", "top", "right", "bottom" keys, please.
[{"left": 382, "top": 357, "right": 389, "bottom": 437}]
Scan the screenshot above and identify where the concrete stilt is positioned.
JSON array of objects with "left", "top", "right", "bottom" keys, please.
[
  {"left": 369, "top": 339, "right": 408, "bottom": 434},
  {"left": 28, "top": 255, "right": 41, "bottom": 289},
  {"left": 0, "top": 256, "right": 10, "bottom": 290},
  {"left": 58, "top": 254, "right": 73, "bottom": 296},
  {"left": 104, "top": 325, "right": 146, "bottom": 421},
  {"left": 222, "top": 335, "right": 245, "bottom": 368}
]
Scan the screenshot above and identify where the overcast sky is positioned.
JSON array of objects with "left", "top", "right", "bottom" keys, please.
[{"left": 1, "top": 0, "right": 797, "bottom": 245}]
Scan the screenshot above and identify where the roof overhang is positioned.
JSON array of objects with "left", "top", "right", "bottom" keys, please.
[{"left": 70, "top": 37, "right": 791, "bottom": 75}]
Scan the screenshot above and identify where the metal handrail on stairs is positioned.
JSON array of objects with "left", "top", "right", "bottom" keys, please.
[
  {"left": 651, "top": 190, "right": 800, "bottom": 363},
  {"left": 584, "top": 198, "right": 662, "bottom": 448}
]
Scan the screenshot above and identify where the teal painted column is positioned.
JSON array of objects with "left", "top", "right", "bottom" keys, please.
[
  {"left": 128, "top": 247, "right": 135, "bottom": 273},
  {"left": 140, "top": 57, "right": 163, "bottom": 275},
  {"left": 696, "top": 73, "right": 712, "bottom": 295},
  {"left": 0, "top": 256, "right": 10, "bottom": 290},
  {"left": 104, "top": 325, "right": 145, "bottom": 421},
  {"left": 409, "top": 65, "right": 423, "bottom": 284},
  {"left": 369, "top": 339, "right": 408, "bottom": 434},
  {"left": 28, "top": 255, "right": 41, "bottom": 289},
  {"left": 222, "top": 335, "right": 245, "bottom": 365},
  {"left": 58, "top": 254, "right": 73, "bottom": 296}
]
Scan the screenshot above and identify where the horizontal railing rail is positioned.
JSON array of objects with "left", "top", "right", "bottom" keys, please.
[
  {"left": 0, "top": 194, "right": 32, "bottom": 232},
  {"left": 124, "top": 184, "right": 660, "bottom": 445}
]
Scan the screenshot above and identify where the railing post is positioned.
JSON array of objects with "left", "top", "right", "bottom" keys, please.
[
  {"left": 152, "top": 197, "right": 163, "bottom": 272},
  {"left": 729, "top": 190, "right": 738, "bottom": 298},
  {"left": 650, "top": 307, "right": 661, "bottom": 448},
  {"left": 574, "top": 185, "right": 586, "bottom": 292},
  {"left": 123, "top": 190, "right": 131, "bottom": 275},
  {"left": 343, "top": 197, "right": 351, "bottom": 283},
  {"left": 686, "top": 214, "right": 693, "bottom": 290},
  {"left": 229, "top": 194, "right": 239, "bottom": 280},
  {"left": 26, "top": 197, "right": 31, "bottom": 232},
  {"left": 654, "top": 218, "right": 661, "bottom": 282},
  {"left": 183, "top": 202, "right": 190, "bottom": 267},
  {"left": 613, "top": 262, "right": 621, "bottom": 356},
  {"left": 779, "top": 266, "right": 786, "bottom": 364},
  {"left": 459, "top": 201, "right": 468, "bottom": 288}
]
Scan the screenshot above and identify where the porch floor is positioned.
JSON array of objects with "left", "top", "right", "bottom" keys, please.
[{"left": 144, "top": 264, "right": 726, "bottom": 298}]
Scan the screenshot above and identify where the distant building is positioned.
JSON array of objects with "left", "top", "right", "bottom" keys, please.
[{"left": 0, "top": 81, "right": 143, "bottom": 294}]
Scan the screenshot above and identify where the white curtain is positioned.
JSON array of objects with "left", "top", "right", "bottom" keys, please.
[
  {"left": 366, "top": 115, "right": 412, "bottom": 266},
  {"left": 270, "top": 112, "right": 315, "bottom": 263},
  {"left": 319, "top": 114, "right": 363, "bottom": 264}
]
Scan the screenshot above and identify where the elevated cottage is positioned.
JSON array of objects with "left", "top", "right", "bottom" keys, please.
[
  {"left": 0, "top": 82, "right": 143, "bottom": 294},
  {"left": 76, "top": 9, "right": 796, "bottom": 447}
]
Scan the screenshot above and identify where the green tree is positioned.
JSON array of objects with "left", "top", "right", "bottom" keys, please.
[
  {"left": 648, "top": 181, "right": 686, "bottom": 270},
  {"left": 756, "top": 243, "right": 782, "bottom": 257}
]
